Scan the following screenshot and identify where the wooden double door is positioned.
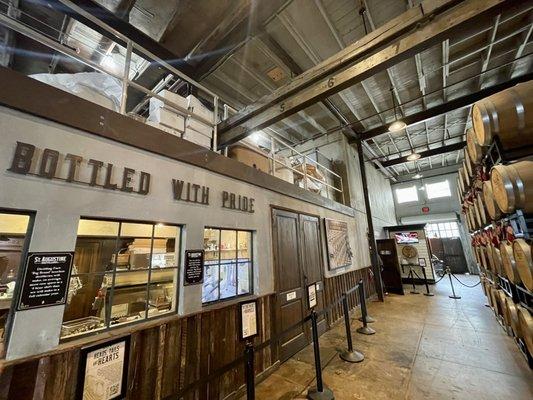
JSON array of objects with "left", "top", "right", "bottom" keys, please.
[{"left": 272, "top": 209, "right": 326, "bottom": 362}]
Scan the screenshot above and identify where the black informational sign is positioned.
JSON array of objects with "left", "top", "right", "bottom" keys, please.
[
  {"left": 18, "top": 252, "right": 73, "bottom": 310},
  {"left": 184, "top": 250, "right": 204, "bottom": 285}
]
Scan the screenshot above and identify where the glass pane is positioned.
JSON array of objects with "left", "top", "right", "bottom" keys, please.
[
  {"left": 119, "top": 223, "right": 153, "bottom": 270},
  {"left": 154, "top": 224, "right": 178, "bottom": 238},
  {"left": 395, "top": 185, "right": 418, "bottom": 203},
  {"left": 74, "top": 236, "right": 117, "bottom": 274},
  {"left": 238, "top": 261, "right": 250, "bottom": 295},
  {"left": 0, "top": 213, "right": 30, "bottom": 344},
  {"left": 204, "top": 228, "right": 220, "bottom": 263},
  {"left": 151, "top": 238, "right": 177, "bottom": 268},
  {"left": 202, "top": 262, "right": 219, "bottom": 302},
  {"left": 238, "top": 231, "right": 252, "bottom": 261},
  {"left": 77, "top": 219, "right": 119, "bottom": 236},
  {"left": 110, "top": 271, "right": 149, "bottom": 326},
  {"left": 220, "top": 230, "right": 237, "bottom": 260},
  {"left": 120, "top": 222, "right": 153, "bottom": 238},
  {"left": 62, "top": 273, "right": 109, "bottom": 338},
  {"left": 148, "top": 261, "right": 176, "bottom": 315},
  {"left": 220, "top": 262, "right": 237, "bottom": 299}
]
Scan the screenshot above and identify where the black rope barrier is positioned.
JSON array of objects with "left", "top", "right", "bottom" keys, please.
[
  {"left": 163, "top": 282, "right": 366, "bottom": 400},
  {"left": 450, "top": 272, "right": 481, "bottom": 288}
]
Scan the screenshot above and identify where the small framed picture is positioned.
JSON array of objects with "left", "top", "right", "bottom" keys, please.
[
  {"left": 307, "top": 283, "right": 317, "bottom": 309},
  {"left": 239, "top": 299, "right": 259, "bottom": 341},
  {"left": 418, "top": 258, "right": 426, "bottom": 267}
]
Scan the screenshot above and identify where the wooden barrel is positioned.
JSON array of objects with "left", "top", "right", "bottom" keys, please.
[
  {"left": 466, "top": 128, "right": 484, "bottom": 163},
  {"left": 490, "top": 157, "right": 533, "bottom": 214},
  {"left": 496, "top": 291, "right": 511, "bottom": 326},
  {"left": 479, "top": 246, "right": 488, "bottom": 270},
  {"left": 505, "top": 297, "right": 521, "bottom": 337},
  {"left": 492, "top": 245, "right": 503, "bottom": 276},
  {"left": 500, "top": 242, "right": 520, "bottom": 283},
  {"left": 463, "top": 164, "right": 471, "bottom": 188},
  {"left": 513, "top": 239, "right": 532, "bottom": 291},
  {"left": 458, "top": 168, "right": 465, "bottom": 194},
  {"left": 482, "top": 180, "right": 502, "bottom": 221},
  {"left": 465, "top": 150, "right": 473, "bottom": 178},
  {"left": 472, "top": 201, "right": 479, "bottom": 228},
  {"left": 517, "top": 306, "right": 533, "bottom": 356},
  {"left": 477, "top": 193, "right": 487, "bottom": 226},
  {"left": 472, "top": 81, "right": 533, "bottom": 149},
  {"left": 486, "top": 243, "right": 495, "bottom": 273}
]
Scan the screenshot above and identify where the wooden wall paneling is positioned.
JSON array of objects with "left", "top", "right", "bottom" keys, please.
[
  {"left": 161, "top": 319, "right": 183, "bottom": 398},
  {"left": 7, "top": 359, "right": 39, "bottom": 399},
  {"left": 0, "top": 365, "right": 13, "bottom": 400},
  {"left": 43, "top": 350, "right": 80, "bottom": 400},
  {"left": 183, "top": 316, "right": 201, "bottom": 400},
  {"left": 154, "top": 324, "right": 167, "bottom": 400},
  {"left": 198, "top": 312, "right": 210, "bottom": 400}
]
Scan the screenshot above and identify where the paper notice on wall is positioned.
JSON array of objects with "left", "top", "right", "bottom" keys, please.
[
  {"left": 83, "top": 340, "right": 126, "bottom": 400},
  {"left": 240, "top": 301, "right": 258, "bottom": 340},
  {"left": 307, "top": 283, "right": 317, "bottom": 309}
]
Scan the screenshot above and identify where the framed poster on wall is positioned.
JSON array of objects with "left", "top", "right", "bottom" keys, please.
[
  {"left": 77, "top": 336, "right": 130, "bottom": 400},
  {"left": 324, "top": 218, "right": 353, "bottom": 270}
]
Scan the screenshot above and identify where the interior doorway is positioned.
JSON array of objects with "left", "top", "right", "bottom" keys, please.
[
  {"left": 426, "top": 222, "right": 468, "bottom": 274},
  {"left": 271, "top": 208, "right": 326, "bottom": 362}
]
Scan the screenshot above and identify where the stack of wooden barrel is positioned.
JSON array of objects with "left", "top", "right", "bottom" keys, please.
[{"left": 458, "top": 80, "right": 533, "bottom": 363}]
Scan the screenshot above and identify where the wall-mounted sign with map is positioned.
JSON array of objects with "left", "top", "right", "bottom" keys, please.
[{"left": 324, "top": 218, "right": 353, "bottom": 270}]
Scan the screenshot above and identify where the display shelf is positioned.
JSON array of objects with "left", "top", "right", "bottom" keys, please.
[
  {"left": 497, "top": 275, "right": 515, "bottom": 300},
  {"left": 470, "top": 210, "right": 533, "bottom": 239},
  {"left": 516, "top": 284, "right": 533, "bottom": 314},
  {"left": 483, "top": 136, "right": 533, "bottom": 171}
]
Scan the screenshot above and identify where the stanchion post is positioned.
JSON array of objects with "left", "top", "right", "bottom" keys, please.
[
  {"left": 357, "top": 280, "right": 375, "bottom": 323},
  {"left": 409, "top": 267, "right": 420, "bottom": 294},
  {"left": 339, "top": 294, "right": 364, "bottom": 363},
  {"left": 422, "top": 266, "right": 434, "bottom": 297},
  {"left": 447, "top": 267, "right": 461, "bottom": 299},
  {"left": 307, "top": 311, "right": 334, "bottom": 400},
  {"left": 245, "top": 342, "right": 255, "bottom": 400},
  {"left": 356, "top": 281, "right": 376, "bottom": 335}
]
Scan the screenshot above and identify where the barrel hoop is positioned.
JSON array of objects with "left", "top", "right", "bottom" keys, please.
[{"left": 509, "top": 88, "right": 526, "bottom": 130}]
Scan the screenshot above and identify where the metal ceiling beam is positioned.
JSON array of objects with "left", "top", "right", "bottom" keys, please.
[
  {"left": 49, "top": 0, "right": 195, "bottom": 74},
  {"left": 353, "top": 70, "right": 533, "bottom": 142},
  {"left": 219, "top": 0, "right": 466, "bottom": 133},
  {"left": 218, "top": 0, "right": 513, "bottom": 148},
  {"left": 479, "top": 14, "right": 501, "bottom": 89},
  {"left": 380, "top": 141, "right": 466, "bottom": 168}
]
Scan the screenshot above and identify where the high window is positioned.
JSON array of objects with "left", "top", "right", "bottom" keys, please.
[
  {"left": 395, "top": 185, "right": 419, "bottom": 203},
  {"left": 202, "top": 228, "right": 253, "bottom": 303},
  {"left": 425, "top": 180, "right": 451, "bottom": 199},
  {"left": 0, "top": 211, "right": 32, "bottom": 347},
  {"left": 61, "top": 219, "right": 181, "bottom": 339},
  {"left": 426, "top": 222, "right": 460, "bottom": 238}
]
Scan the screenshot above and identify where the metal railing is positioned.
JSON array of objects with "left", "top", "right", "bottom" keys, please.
[
  {"left": 0, "top": 0, "right": 220, "bottom": 149},
  {"left": 0, "top": 1, "right": 343, "bottom": 199},
  {"left": 223, "top": 105, "right": 344, "bottom": 199}
]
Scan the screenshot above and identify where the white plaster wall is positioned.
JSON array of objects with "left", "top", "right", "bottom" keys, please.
[
  {"left": 293, "top": 133, "right": 397, "bottom": 239},
  {"left": 0, "top": 107, "right": 372, "bottom": 359},
  {"left": 391, "top": 174, "right": 477, "bottom": 272}
]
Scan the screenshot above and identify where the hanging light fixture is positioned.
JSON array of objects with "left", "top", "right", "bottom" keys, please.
[
  {"left": 407, "top": 152, "right": 421, "bottom": 161},
  {"left": 388, "top": 86, "right": 406, "bottom": 132}
]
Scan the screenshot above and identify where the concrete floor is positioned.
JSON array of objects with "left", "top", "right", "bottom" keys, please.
[{"left": 250, "top": 275, "right": 533, "bottom": 400}]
